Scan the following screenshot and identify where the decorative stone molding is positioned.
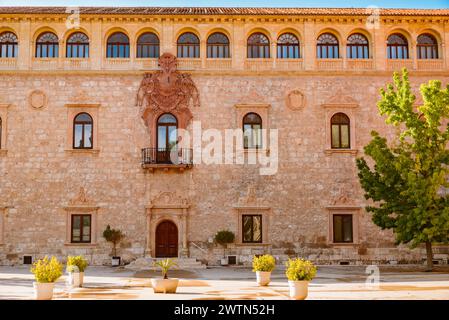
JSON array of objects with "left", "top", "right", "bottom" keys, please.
[
  {"left": 145, "top": 191, "right": 190, "bottom": 257},
  {"left": 29, "top": 90, "right": 47, "bottom": 109},
  {"left": 321, "top": 90, "right": 359, "bottom": 109},
  {"left": 285, "top": 89, "right": 306, "bottom": 110},
  {"left": 63, "top": 187, "right": 100, "bottom": 245},
  {"left": 136, "top": 52, "right": 200, "bottom": 148}
]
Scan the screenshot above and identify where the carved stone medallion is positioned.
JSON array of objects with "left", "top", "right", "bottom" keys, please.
[
  {"left": 286, "top": 89, "right": 305, "bottom": 110},
  {"left": 29, "top": 90, "right": 47, "bottom": 109}
]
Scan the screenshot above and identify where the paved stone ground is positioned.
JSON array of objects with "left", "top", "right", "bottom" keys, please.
[{"left": 0, "top": 265, "right": 448, "bottom": 300}]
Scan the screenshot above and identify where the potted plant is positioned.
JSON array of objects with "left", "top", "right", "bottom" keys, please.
[
  {"left": 30, "top": 256, "right": 63, "bottom": 300},
  {"left": 67, "top": 255, "right": 88, "bottom": 287},
  {"left": 214, "top": 230, "right": 235, "bottom": 265},
  {"left": 252, "top": 254, "right": 276, "bottom": 286},
  {"left": 285, "top": 258, "right": 317, "bottom": 300},
  {"left": 103, "top": 225, "right": 124, "bottom": 267},
  {"left": 151, "top": 258, "right": 179, "bottom": 294}
]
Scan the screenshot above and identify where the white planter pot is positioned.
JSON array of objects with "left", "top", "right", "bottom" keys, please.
[
  {"left": 111, "top": 257, "right": 121, "bottom": 267},
  {"left": 288, "top": 280, "right": 309, "bottom": 300},
  {"left": 33, "top": 282, "right": 55, "bottom": 300},
  {"left": 256, "top": 271, "right": 272, "bottom": 286},
  {"left": 220, "top": 258, "right": 228, "bottom": 265},
  {"left": 151, "top": 278, "right": 179, "bottom": 294},
  {"left": 68, "top": 272, "right": 81, "bottom": 287},
  {"left": 79, "top": 272, "right": 84, "bottom": 287}
]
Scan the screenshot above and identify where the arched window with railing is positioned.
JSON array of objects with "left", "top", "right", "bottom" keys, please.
[
  {"left": 66, "top": 32, "right": 89, "bottom": 58},
  {"left": 347, "top": 33, "right": 369, "bottom": 59},
  {"left": 207, "top": 32, "right": 230, "bottom": 58},
  {"left": 247, "top": 33, "right": 270, "bottom": 58},
  {"left": 317, "top": 33, "right": 339, "bottom": 59},
  {"left": 387, "top": 33, "right": 409, "bottom": 59},
  {"left": 106, "top": 32, "right": 130, "bottom": 58},
  {"left": 137, "top": 32, "right": 160, "bottom": 58},
  {"left": 417, "top": 33, "right": 438, "bottom": 60},
  {"left": 331, "top": 113, "right": 350, "bottom": 149},
  {"left": 277, "top": 33, "right": 300, "bottom": 59},
  {"left": 0, "top": 32, "right": 18, "bottom": 58},
  {"left": 73, "top": 113, "right": 93, "bottom": 149},
  {"left": 177, "top": 32, "right": 200, "bottom": 58},
  {"left": 36, "top": 32, "right": 59, "bottom": 58}
]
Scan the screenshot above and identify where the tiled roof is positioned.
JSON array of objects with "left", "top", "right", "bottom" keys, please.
[{"left": 0, "top": 7, "right": 448, "bottom": 16}]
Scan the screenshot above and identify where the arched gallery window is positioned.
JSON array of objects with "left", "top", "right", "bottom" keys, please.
[
  {"left": 207, "top": 32, "right": 230, "bottom": 58},
  {"left": 347, "top": 33, "right": 369, "bottom": 59},
  {"left": 0, "top": 32, "right": 18, "bottom": 58},
  {"left": 36, "top": 32, "right": 59, "bottom": 58},
  {"left": 277, "top": 33, "right": 300, "bottom": 59},
  {"left": 387, "top": 33, "right": 409, "bottom": 59},
  {"left": 243, "top": 112, "right": 262, "bottom": 149},
  {"left": 137, "top": 32, "right": 160, "bottom": 58},
  {"left": 247, "top": 33, "right": 270, "bottom": 58},
  {"left": 417, "top": 33, "right": 438, "bottom": 60},
  {"left": 317, "top": 33, "right": 339, "bottom": 59},
  {"left": 331, "top": 113, "right": 350, "bottom": 149},
  {"left": 66, "top": 32, "right": 89, "bottom": 58},
  {"left": 106, "top": 32, "right": 130, "bottom": 58},
  {"left": 177, "top": 32, "right": 200, "bottom": 58},
  {"left": 73, "top": 113, "right": 93, "bottom": 149}
]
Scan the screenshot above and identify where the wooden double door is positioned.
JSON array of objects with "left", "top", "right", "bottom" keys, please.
[{"left": 155, "top": 220, "right": 178, "bottom": 257}]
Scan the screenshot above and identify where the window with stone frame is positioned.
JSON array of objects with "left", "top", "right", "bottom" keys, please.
[
  {"left": 332, "top": 214, "right": 353, "bottom": 243},
  {"left": 106, "top": 32, "right": 130, "bottom": 58},
  {"left": 35, "top": 32, "right": 59, "bottom": 58},
  {"left": 247, "top": 33, "right": 270, "bottom": 58},
  {"left": 177, "top": 32, "right": 200, "bottom": 58},
  {"left": 243, "top": 112, "right": 262, "bottom": 149},
  {"left": 242, "top": 214, "right": 263, "bottom": 243},
  {"left": 137, "top": 32, "right": 160, "bottom": 58},
  {"left": 73, "top": 112, "right": 93, "bottom": 149},
  {"left": 417, "top": 33, "right": 438, "bottom": 60},
  {"left": 0, "top": 31, "right": 18, "bottom": 58},
  {"left": 66, "top": 32, "right": 89, "bottom": 58},
  {"left": 387, "top": 33, "right": 409, "bottom": 59},
  {"left": 331, "top": 113, "right": 350, "bottom": 149},
  {"left": 277, "top": 33, "right": 300, "bottom": 59},
  {"left": 317, "top": 33, "right": 339, "bottom": 59},
  {"left": 207, "top": 32, "right": 230, "bottom": 58},
  {"left": 71, "top": 214, "right": 92, "bottom": 243}
]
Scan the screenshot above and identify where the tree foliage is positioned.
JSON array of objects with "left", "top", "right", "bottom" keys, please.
[{"left": 356, "top": 69, "right": 449, "bottom": 269}]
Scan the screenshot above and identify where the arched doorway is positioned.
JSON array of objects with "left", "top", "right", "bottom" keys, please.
[{"left": 155, "top": 220, "right": 178, "bottom": 257}]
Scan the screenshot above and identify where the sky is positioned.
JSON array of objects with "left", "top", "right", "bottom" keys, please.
[{"left": 0, "top": 0, "right": 448, "bottom": 9}]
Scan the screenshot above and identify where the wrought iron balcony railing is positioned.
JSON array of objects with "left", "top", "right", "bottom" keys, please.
[{"left": 141, "top": 147, "right": 193, "bottom": 166}]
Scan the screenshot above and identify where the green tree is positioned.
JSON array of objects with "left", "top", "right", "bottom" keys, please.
[{"left": 356, "top": 69, "right": 449, "bottom": 271}]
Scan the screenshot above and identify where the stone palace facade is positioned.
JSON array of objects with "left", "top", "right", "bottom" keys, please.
[{"left": 0, "top": 7, "right": 448, "bottom": 266}]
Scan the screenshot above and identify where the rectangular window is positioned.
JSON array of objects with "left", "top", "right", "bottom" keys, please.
[
  {"left": 242, "top": 214, "right": 262, "bottom": 243},
  {"left": 71, "top": 214, "right": 91, "bottom": 243},
  {"left": 333, "top": 214, "right": 353, "bottom": 243}
]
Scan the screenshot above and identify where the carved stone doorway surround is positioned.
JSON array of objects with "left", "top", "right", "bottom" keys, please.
[{"left": 145, "top": 192, "right": 190, "bottom": 258}]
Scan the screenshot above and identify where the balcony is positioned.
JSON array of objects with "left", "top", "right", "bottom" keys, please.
[
  {"left": 141, "top": 147, "right": 193, "bottom": 172},
  {"left": 346, "top": 59, "right": 374, "bottom": 71},
  {"left": 417, "top": 59, "right": 444, "bottom": 71},
  {"left": 177, "top": 58, "right": 202, "bottom": 70},
  {"left": 103, "top": 58, "right": 132, "bottom": 70},
  {"left": 0, "top": 58, "right": 17, "bottom": 70},
  {"left": 316, "top": 58, "right": 343, "bottom": 70},
  {"left": 32, "top": 58, "right": 60, "bottom": 70},
  {"left": 274, "top": 59, "right": 304, "bottom": 71},
  {"left": 205, "top": 58, "right": 232, "bottom": 70},
  {"left": 386, "top": 59, "right": 414, "bottom": 71},
  {"left": 244, "top": 58, "right": 273, "bottom": 71},
  {"left": 62, "top": 58, "right": 91, "bottom": 70}
]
